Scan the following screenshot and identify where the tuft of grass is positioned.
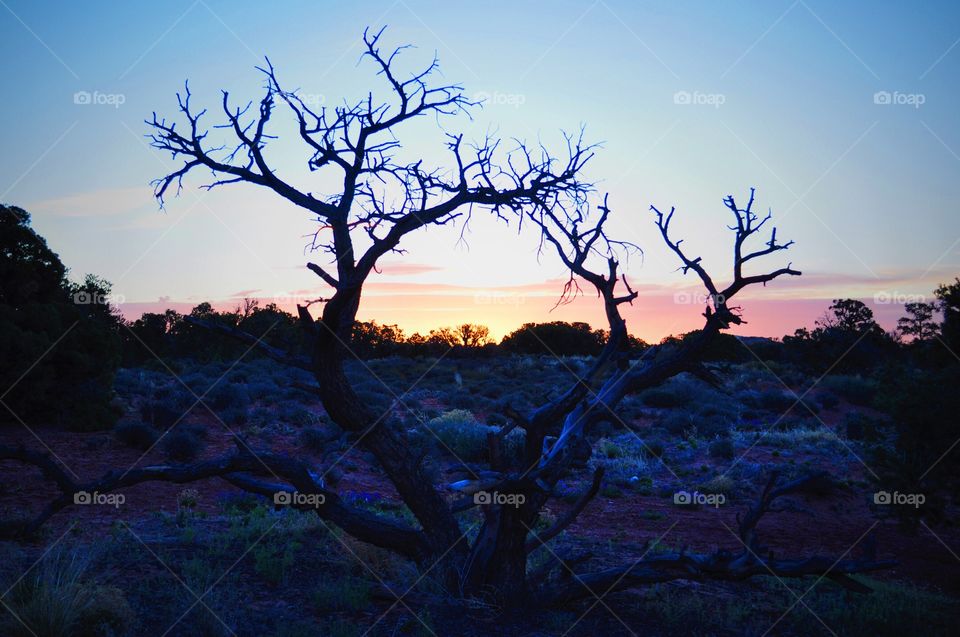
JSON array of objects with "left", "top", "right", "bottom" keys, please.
[{"left": 2, "top": 546, "right": 94, "bottom": 637}]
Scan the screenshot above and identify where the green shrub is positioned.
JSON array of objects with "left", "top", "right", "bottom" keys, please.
[{"left": 423, "top": 409, "right": 523, "bottom": 463}]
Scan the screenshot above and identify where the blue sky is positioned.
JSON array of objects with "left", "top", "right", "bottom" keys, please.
[{"left": 1, "top": 0, "right": 958, "bottom": 340}]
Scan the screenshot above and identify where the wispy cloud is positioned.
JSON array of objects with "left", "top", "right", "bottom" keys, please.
[{"left": 27, "top": 186, "right": 155, "bottom": 218}]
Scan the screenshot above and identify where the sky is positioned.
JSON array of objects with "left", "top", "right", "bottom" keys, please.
[{"left": 1, "top": 0, "right": 958, "bottom": 342}]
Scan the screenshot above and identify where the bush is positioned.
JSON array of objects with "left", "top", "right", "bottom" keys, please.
[
  {"left": 75, "top": 585, "right": 135, "bottom": 637},
  {"left": 424, "top": 409, "right": 523, "bottom": 463},
  {"left": 207, "top": 382, "right": 250, "bottom": 410},
  {"left": 741, "top": 388, "right": 797, "bottom": 413},
  {"left": 299, "top": 427, "right": 333, "bottom": 453},
  {"left": 817, "top": 390, "right": 841, "bottom": 410},
  {"left": 708, "top": 437, "right": 735, "bottom": 460},
  {"left": 641, "top": 388, "right": 686, "bottom": 408},
  {"left": 279, "top": 402, "right": 320, "bottom": 427},
  {"left": 163, "top": 428, "right": 205, "bottom": 463},
  {"left": 2, "top": 546, "right": 94, "bottom": 637},
  {"left": 313, "top": 577, "right": 371, "bottom": 612},
  {"left": 138, "top": 399, "right": 182, "bottom": 429},
  {"left": 819, "top": 375, "right": 878, "bottom": 406},
  {"left": 844, "top": 412, "right": 882, "bottom": 442},
  {"left": 699, "top": 475, "right": 735, "bottom": 497},
  {"left": 114, "top": 420, "right": 159, "bottom": 450}
]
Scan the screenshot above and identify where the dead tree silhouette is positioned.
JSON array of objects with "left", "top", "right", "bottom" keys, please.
[{"left": 2, "top": 28, "right": 892, "bottom": 613}]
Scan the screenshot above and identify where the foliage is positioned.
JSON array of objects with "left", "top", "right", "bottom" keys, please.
[
  {"left": 0, "top": 206, "right": 122, "bottom": 431},
  {"left": 1, "top": 546, "right": 95, "bottom": 637}
]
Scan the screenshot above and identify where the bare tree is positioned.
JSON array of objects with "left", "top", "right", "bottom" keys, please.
[
  {"left": 2, "top": 29, "right": 892, "bottom": 613},
  {"left": 454, "top": 323, "right": 491, "bottom": 347}
]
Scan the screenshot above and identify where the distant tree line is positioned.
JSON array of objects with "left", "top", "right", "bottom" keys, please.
[{"left": 2, "top": 202, "right": 958, "bottom": 448}]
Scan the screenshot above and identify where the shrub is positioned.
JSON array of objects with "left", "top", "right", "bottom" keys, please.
[
  {"left": 313, "top": 577, "right": 371, "bottom": 612},
  {"left": 207, "top": 382, "right": 250, "bottom": 410},
  {"left": 641, "top": 388, "right": 685, "bottom": 408},
  {"left": 744, "top": 388, "right": 797, "bottom": 413},
  {"left": 75, "top": 585, "right": 135, "bottom": 637},
  {"left": 598, "top": 438, "right": 625, "bottom": 459},
  {"left": 138, "top": 399, "right": 182, "bottom": 430},
  {"left": 246, "top": 379, "right": 279, "bottom": 400},
  {"left": 163, "top": 428, "right": 205, "bottom": 463},
  {"left": 218, "top": 405, "right": 249, "bottom": 426},
  {"left": 114, "top": 420, "right": 159, "bottom": 450},
  {"left": 699, "top": 475, "right": 735, "bottom": 497},
  {"left": 278, "top": 402, "right": 320, "bottom": 427},
  {"left": 817, "top": 390, "right": 841, "bottom": 410},
  {"left": 646, "top": 439, "right": 666, "bottom": 458},
  {"left": 299, "top": 427, "right": 333, "bottom": 453},
  {"left": 844, "top": 412, "right": 882, "bottom": 442},
  {"left": 819, "top": 375, "right": 878, "bottom": 406},
  {"left": 423, "top": 409, "right": 523, "bottom": 463},
  {"left": 709, "top": 437, "right": 735, "bottom": 460},
  {"left": 2, "top": 546, "right": 94, "bottom": 637}
]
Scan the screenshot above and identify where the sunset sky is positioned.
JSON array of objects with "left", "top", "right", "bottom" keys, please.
[{"left": 2, "top": 0, "right": 958, "bottom": 342}]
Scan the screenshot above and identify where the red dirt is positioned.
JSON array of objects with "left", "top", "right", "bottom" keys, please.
[{"left": 2, "top": 421, "right": 957, "bottom": 597}]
